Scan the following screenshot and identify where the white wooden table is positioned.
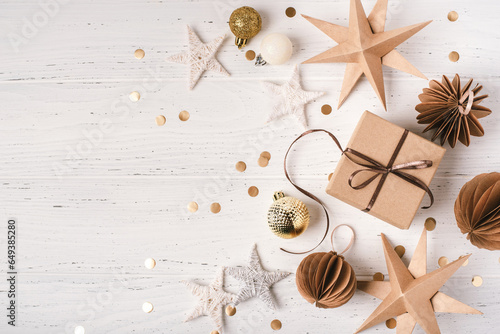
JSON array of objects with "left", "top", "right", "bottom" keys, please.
[{"left": 1, "top": 0, "right": 499, "bottom": 333}]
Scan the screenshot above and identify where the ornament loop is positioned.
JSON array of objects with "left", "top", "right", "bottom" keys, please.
[
  {"left": 330, "top": 224, "right": 355, "bottom": 255},
  {"left": 458, "top": 90, "right": 475, "bottom": 116}
]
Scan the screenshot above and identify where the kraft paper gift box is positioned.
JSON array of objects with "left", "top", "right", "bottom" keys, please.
[{"left": 326, "top": 111, "right": 446, "bottom": 229}]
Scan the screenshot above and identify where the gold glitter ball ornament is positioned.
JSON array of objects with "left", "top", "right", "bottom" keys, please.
[
  {"left": 267, "top": 191, "right": 310, "bottom": 239},
  {"left": 229, "top": 6, "right": 262, "bottom": 49}
]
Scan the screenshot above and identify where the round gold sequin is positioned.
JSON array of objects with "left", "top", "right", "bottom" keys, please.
[
  {"left": 225, "top": 305, "right": 236, "bottom": 316},
  {"left": 245, "top": 50, "right": 256, "bottom": 61},
  {"left": 144, "top": 258, "right": 156, "bottom": 269},
  {"left": 155, "top": 115, "right": 166, "bottom": 126},
  {"left": 187, "top": 201, "right": 198, "bottom": 213},
  {"left": 179, "top": 110, "right": 190, "bottom": 121},
  {"left": 321, "top": 104, "right": 332, "bottom": 115},
  {"left": 258, "top": 156, "right": 269, "bottom": 167},
  {"left": 386, "top": 318, "right": 397, "bottom": 329},
  {"left": 449, "top": 51, "right": 460, "bottom": 62},
  {"left": 285, "top": 7, "right": 296, "bottom": 18},
  {"left": 235, "top": 161, "right": 246, "bottom": 172},
  {"left": 472, "top": 275, "right": 483, "bottom": 287},
  {"left": 425, "top": 217, "right": 436, "bottom": 231},
  {"left": 271, "top": 319, "right": 282, "bottom": 330},
  {"left": 134, "top": 49, "right": 145, "bottom": 59},
  {"left": 260, "top": 151, "right": 271, "bottom": 160},
  {"left": 448, "top": 11, "right": 459, "bottom": 22},
  {"left": 129, "top": 91, "right": 140, "bottom": 102},
  {"left": 142, "top": 302, "right": 154, "bottom": 313},
  {"left": 210, "top": 203, "right": 221, "bottom": 214},
  {"left": 394, "top": 245, "right": 405, "bottom": 258},
  {"left": 248, "top": 186, "right": 259, "bottom": 197},
  {"left": 373, "top": 272, "right": 384, "bottom": 281},
  {"left": 438, "top": 256, "right": 449, "bottom": 267},
  {"left": 328, "top": 173, "right": 333, "bottom": 181}
]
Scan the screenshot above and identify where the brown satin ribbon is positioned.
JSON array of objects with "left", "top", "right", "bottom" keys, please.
[{"left": 282, "top": 129, "right": 434, "bottom": 254}]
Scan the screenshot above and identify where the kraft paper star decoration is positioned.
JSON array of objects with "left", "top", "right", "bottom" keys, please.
[
  {"left": 166, "top": 25, "right": 229, "bottom": 90},
  {"left": 302, "top": 0, "right": 431, "bottom": 110},
  {"left": 262, "top": 65, "right": 324, "bottom": 129},
  {"left": 182, "top": 268, "right": 236, "bottom": 333},
  {"left": 356, "top": 227, "right": 481, "bottom": 334},
  {"left": 225, "top": 244, "right": 291, "bottom": 309}
]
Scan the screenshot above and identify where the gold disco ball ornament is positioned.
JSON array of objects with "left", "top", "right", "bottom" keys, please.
[
  {"left": 229, "top": 6, "right": 262, "bottom": 49},
  {"left": 267, "top": 191, "right": 310, "bottom": 239}
]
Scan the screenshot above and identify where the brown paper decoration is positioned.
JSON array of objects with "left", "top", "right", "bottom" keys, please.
[
  {"left": 295, "top": 225, "right": 357, "bottom": 308},
  {"left": 416, "top": 74, "right": 491, "bottom": 148},
  {"left": 454, "top": 172, "right": 500, "bottom": 250}
]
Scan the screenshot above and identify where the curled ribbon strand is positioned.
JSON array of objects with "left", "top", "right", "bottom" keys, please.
[{"left": 282, "top": 129, "right": 434, "bottom": 254}]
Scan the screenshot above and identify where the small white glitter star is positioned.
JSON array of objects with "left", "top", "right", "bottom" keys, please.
[
  {"left": 182, "top": 268, "right": 236, "bottom": 333},
  {"left": 262, "top": 65, "right": 324, "bottom": 129},
  {"left": 166, "top": 25, "right": 229, "bottom": 90},
  {"left": 225, "top": 244, "right": 291, "bottom": 310}
]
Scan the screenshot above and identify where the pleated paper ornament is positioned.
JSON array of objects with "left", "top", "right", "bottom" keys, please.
[{"left": 454, "top": 172, "right": 500, "bottom": 250}]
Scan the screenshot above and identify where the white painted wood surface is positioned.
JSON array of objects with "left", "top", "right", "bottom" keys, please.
[{"left": 0, "top": 0, "right": 499, "bottom": 333}]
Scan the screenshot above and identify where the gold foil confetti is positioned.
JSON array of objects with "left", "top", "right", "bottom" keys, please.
[
  {"left": 155, "top": 115, "right": 166, "bottom": 126},
  {"left": 245, "top": 50, "right": 256, "bottom": 61},
  {"left": 258, "top": 156, "right": 269, "bottom": 167},
  {"left": 438, "top": 256, "right": 449, "bottom": 267},
  {"left": 449, "top": 51, "right": 460, "bottom": 62},
  {"left": 386, "top": 318, "right": 397, "bottom": 329},
  {"left": 285, "top": 7, "right": 296, "bottom": 18},
  {"left": 144, "top": 258, "right": 156, "bottom": 269},
  {"left": 134, "top": 49, "right": 145, "bottom": 59},
  {"left": 248, "top": 186, "right": 259, "bottom": 197},
  {"left": 235, "top": 161, "right": 247, "bottom": 172},
  {"left": 179, "top": 110, "right": 190, "bottom": 121},
  {"left": 271, "top": 319, "right": 282, "bottom": 330},
  {"left": 260, "top": 151, "right": 271, "bottom": 160},
  {"left": 373, "top": 272, "right": 385, "bottom": 281},
  {"left": 142, "top": 302, "right": 154, "bottom": 313},
  {"left": 129, "top": 91, "right": 140, "bottom": 102},
  {"left": 187, "top": 201, "right": 198, "bottom": 213},
  {"left": 210, "top": 203, "right": 221, "bottom": 214},
  {"left": 448, "top": 11, "right": 459, "bottom": 22},
  {"left": 225, "top": 305, "right": 236, "bottom": 316},
  {"left": 425, "top": 217, "right": 436, "bottom": 231},
  {"left": 394, "top": 245, "right": 405, "bottom": 258},
  {"left": 472, "top": 275, "right": 483, "bottom": 287},
  {"left": 321, "top": 104, "right": 332, "bottom": 115}
]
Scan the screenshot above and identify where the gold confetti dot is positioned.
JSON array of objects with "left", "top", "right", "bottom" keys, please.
[
  {"left": 285, "top": 7, "right": 296, "bottom": 18},
  {"left": 179, "top": 110, "right": 190, "bottom": 121},
  {"left": 134, "top": 49, "right": 145, "bottom": 59},
  {"left": 155, "top": 115, "right": 166, "bottom": 126},
  {"left": 448, "top": 11, "right": 459, "bottom": 22},
  {"left": 321, "top": 104, "right": 332, "bottom": 115},
  {"left": 258, "top": 156, "right": 269, "bottom": 167},
  {"left": 260, "top": 151, "right": 271, "bottom": 160},
  {"left": 142, "top": 302, "right": 154, "bottom": 313},
  {"left": 472, "top": 275, "right": 483, "bottom": 287},
  {"left": 225, "top": 305, "right": 236, "bottom": 316},
  {"left": 248, "top": 186, "right": 259, "bottom": 197},
  {"left": 235, "top": 161, "right": 246, "bottom": 172},
  {"left": 328, "top": 173, "right": 333, "bottom": 181},
  {"left": 373, "top": 272, "right": 384, "bottom": 281},
  {"left": 144, "top": 258, "right": 156, "bottom": 269},
  {"left": 394, "top": 245, "right": 405, "bottom": 258},
  {"left": 425, "top": 217, "right": 436, "bottom": 231},
  {"left": 459, "top": 255, "right": 469, "bottom": 267},
  {"left": 438, "top": 256, "right": 449, "bottom": 267},
  {"left": 271, "top": 319, "right": 282, "bottom": 330},
  {"left": 245, "top": 50, "right": 256, "bottom": 61},
  {"left": 129, "top": 91, "right": 140, "bottom": 102},
  {"left": 386, "top": 318, "right": 397, "bottom": 329},
  {"left": 210, "top": 203, "right": 221, "bottom": 214},
  {"left": 187, "top": 201, "right": 198, "bottom": 213},
  {"left": 449, "top": 51, "right": 460, "bottom": 62}
]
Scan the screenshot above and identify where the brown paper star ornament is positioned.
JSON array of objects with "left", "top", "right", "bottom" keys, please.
[
  {"left": 302, "top": 0, "right": 431, "bottom": 110},
  {"left": 356, "top": 227, "right": 481, "bottom": 333}
]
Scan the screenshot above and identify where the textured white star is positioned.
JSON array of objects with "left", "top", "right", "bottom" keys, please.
[
  {"left": 182, "top": 268, "right": 236, "bottom": 333},
  {"left": 225, "top": 244, "right": 291, "bottom": 310},
  {"left": 166, "top": 25, "right": 229, "bottom": 90},
  {"left": 262, "top": 65, "right": 324, "bottom": 129}
]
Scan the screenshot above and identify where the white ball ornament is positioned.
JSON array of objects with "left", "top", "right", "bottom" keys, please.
[{"left": 259, "top": 33, "right": 293, "bottom": 65}]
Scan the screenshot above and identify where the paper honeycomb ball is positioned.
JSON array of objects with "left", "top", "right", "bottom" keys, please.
[
  {"left": 455, "top": 172, "right": 500, "bottom": 250},
  {"left": 296, "top": 251, "right": 357, "bottom": 308},
  {"left": 267, "top": 191, "right": 309, "bottom": 239}
]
